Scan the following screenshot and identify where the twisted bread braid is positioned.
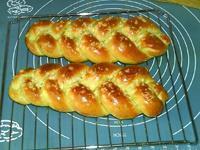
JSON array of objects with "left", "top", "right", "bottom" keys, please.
[
  {"left": 9, "top": 63, "right": 168, "bottom": 119},
  {"left": 25, "top": 16, "right": 170, "bottom": 64}
]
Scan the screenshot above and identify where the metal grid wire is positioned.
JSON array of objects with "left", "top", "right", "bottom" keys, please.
[{"left": 0, "top": 9, "right": 198, "bottom": 149}]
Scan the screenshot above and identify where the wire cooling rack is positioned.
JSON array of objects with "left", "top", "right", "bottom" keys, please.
[{"left": 0, "top": 9, "right": 198, "bottom": 149}]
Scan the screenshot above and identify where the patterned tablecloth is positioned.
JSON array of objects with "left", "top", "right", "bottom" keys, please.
[{"left": 0, "top": 0, "right": 199, "bottom": 149}]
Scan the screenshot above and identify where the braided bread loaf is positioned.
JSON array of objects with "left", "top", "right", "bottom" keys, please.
[
  {"left": 25, "top": 16, "right": 170, "bottom": 64},
  {"left": 9, "top": 63, "right": 168, "bottom": 119}
]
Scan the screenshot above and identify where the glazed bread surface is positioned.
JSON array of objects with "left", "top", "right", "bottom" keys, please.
[
  {"left": 25, "top": 16, "right": 170, "bottom": 64},
  {"left": 9, "top": 63, "right": 168, "bottom": 119}
]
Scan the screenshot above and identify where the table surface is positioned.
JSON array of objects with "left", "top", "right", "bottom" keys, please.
[{"left": 0, "top": 0, "right": 199, "bottom": 149}]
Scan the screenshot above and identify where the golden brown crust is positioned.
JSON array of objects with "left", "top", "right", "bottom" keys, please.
[
  {"left": 100, "top": 82, "right": 139, "bottom": 119},
  {"left": 25, "top": 16, "right": 170, "bottom": 64},
  {"left": 52, "top": 20, "right": 68, "bottom": 34},
  {"left": 134, "top": 84, "right": 164, "bottom": 117},
  {"left": 96, "top": 16, "right": 120, "bottom": 36},
  {"left": 57, "top": 63, "right": 88, "bottom": 84},
  {"left": 87, "top": 63, "right": 120, "bottom": 76},
  {"left": 140, "top": 33, "right": 167, "bottom": 56},
  {"left": 23, "top": 78, "right": 41, "bottom": 106},
  {"left": 60, "top": 35, "right": 86, "bottom": 62},
  {"left": 110, "top": 32, "right": 148, "bottom": 63},
  {"left": 70, "top": 84, "right": 105, "bottom": 117},
  {"left": 37, "top": 63, "right": 61, "bottom": 75},
  {"left": 81, "top": 34, "right": 113, "bottom": 63},
  {"left": 72, "top": 18, "right": 94, "bottom": 33},
  {"left": 9, "top": 63, "right": 168, "bottom": 119},
  {"left": 115, "top": 65, "right": 149, "bottom": 85},
  {"left": 37, "top": 34, "right": 61, "bottom": 58},
  {"left": 44, "top": 79, "right": 68, "bottom": 112},
  {"left": 125, "top": 16, "right": 157, "bottom": 34}
]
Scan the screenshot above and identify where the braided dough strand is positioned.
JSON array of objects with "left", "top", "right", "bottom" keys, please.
[
  {"left": 25, "top": 16, "right": 170, "bottom": 64},
  {"left": 9, "top": 63, "right": 168, "bottom": 119}
]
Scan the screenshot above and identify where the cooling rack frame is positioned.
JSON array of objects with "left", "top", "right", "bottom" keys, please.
[{"left": 0, "top": 9, "right": 198, "bottom": 149}]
